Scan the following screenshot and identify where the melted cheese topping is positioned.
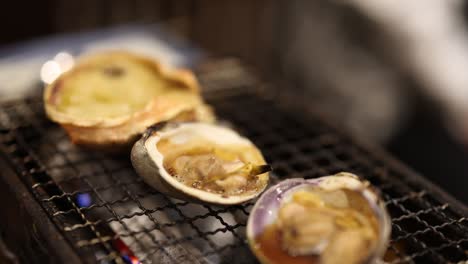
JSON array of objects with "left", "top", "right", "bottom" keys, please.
[{"left": 54, "top": 56, "right": 188, "bottom": 120}]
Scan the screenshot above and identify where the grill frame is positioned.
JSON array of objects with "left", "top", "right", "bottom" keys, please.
[{"left": 0, "top": 62, "right": 467, "bottom": 264}]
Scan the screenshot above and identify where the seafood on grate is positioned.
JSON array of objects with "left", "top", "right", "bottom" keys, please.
[
  {"left": 131, "top": 122, "right": 271, "bottom": 205},
  {"left": 247, "top": 172, "right": 391, "bottom": 264}
]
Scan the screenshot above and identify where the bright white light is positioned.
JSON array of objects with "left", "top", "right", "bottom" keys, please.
[
  {"left": 40, "top": 51, "right": 75, "bottom": 84},
  {"left": 54, "top": 52, "right": 75, "bottom": 72},
  {"left": 40, "top": 60, "right": 61, "bottom": 84}
]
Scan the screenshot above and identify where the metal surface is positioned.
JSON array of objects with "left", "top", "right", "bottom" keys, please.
[{"left": 0, "top": 62, "right": 467, "bottom": 263}]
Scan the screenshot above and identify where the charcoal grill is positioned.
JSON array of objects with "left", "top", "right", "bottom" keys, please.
[{"left": 0, "top": 60, "right": 467, "bottom": 264}]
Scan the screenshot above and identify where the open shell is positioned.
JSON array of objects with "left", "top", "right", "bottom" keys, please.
[
  {"left": 131, "top": 122, "right": 270, "bottom": 205},
  {"left": 44, "top": 51, "right": 214, "bottom": 148},
  {"left": 247, "top": 172, "right": 391, "bottom": 264}
]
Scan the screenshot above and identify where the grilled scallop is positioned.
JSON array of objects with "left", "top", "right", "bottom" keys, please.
[
  {"left": 131, "top": 122, "right": 271, "bottom": 205},
  {"left": 247, "top": 173, "right": 391, "bottom": 264},
  {"left": 44, "top": 51, "right": 214, "bottom": 149}
]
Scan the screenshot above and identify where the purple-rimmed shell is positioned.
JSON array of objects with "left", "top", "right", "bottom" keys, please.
[{"left": 246, "top": 172, "right": 391, "bottom": 264}]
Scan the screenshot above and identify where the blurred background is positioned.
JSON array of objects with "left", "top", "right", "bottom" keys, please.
[{"left": 1, "top": 0, "right": 468, "bottom": 203}]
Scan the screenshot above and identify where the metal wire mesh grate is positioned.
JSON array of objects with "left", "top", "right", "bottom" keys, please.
[{"left": 0, "top": 63, "right": 467, "bottom": 264}]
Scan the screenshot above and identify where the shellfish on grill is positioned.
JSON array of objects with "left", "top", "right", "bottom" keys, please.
[
  {"left": 44, "top": 51, "right": 214, "bottom": 149},
  {"left": 131, "top": 122, "right": 271, "bottom": 204},
  {"left": 247, "top": 172, "right": 390, "bottom": 264}
]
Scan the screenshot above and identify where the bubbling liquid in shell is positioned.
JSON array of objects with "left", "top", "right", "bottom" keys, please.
[
  {"left": 157, "top": 137, "right": 267, "bottom": 197},
  {"left": 254, "top": 188, "right": 379, "bottom": 264}
]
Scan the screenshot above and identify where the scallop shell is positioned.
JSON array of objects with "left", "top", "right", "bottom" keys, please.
[{"left": 44, "top": 51, "right": 214, "bottom": 149}]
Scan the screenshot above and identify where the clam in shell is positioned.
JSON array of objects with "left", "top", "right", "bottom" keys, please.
[
  {"left": 131, "top": 122, "right": 271, "bottom": 205},
  {"left": 247, "top": 172, "right": 391, "bottom": 264}
]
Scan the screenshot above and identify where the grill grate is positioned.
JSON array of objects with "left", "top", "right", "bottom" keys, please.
[{"left": 0, "top": 63, "right": 467, "bottom": 264}]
